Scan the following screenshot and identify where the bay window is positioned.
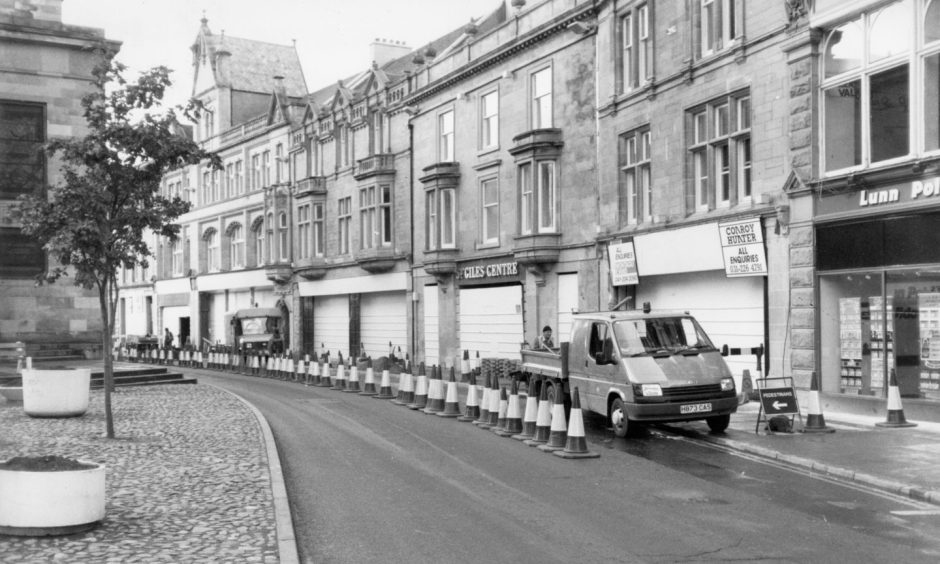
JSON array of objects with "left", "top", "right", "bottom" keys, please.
[
  {"left": 426, "top": 187, "right": 455, "bottom": 250},
  {"left": 519, "top": 160, "right": 557, "bottom": 235}
]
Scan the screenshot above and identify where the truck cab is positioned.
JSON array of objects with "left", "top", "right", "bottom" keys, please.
[
  {"left": 568, "top": 310, "right": 737, "bottom": 436},
  {"left": 232, "top": 308, "right": 285, "bottom": 356}
]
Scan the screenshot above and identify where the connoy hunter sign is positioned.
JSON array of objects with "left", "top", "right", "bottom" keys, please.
[{"left": 718, "top": 218, "right": 767, "bottom": 277}]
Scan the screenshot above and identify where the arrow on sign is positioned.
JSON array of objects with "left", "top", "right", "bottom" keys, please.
[{"left": 772, "top": 401, "right": 788, "bottom": 410}]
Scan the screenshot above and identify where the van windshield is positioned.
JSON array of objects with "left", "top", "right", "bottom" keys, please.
[
  {"left": 241, "top": 318, "right": 270, "bottom": 335},
  {"left": 613, "top": 317, "right": 715, "bottom": 356}
]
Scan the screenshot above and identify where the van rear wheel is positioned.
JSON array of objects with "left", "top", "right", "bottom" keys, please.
[
  {"left": 706, "top": 414, "right": 730, "bottom": 433},
  {"left": 610, "top": 398, "right": 630, "bottom": 438}
]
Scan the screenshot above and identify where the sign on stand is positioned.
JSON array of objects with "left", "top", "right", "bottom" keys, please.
[{"left": 755, "top": 377, "right": 801, "bottom": 434}]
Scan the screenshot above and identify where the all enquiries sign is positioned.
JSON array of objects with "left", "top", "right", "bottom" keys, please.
[
  {"left": 608, "top": 241, "right": 639, "bottom": 286},
  {"left": 718, "top": 218, "right": 767, "bottom": 278}
]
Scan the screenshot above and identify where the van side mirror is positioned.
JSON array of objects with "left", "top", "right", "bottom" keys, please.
[{"left": 721, "top": 344, "right": 729, "bottom": 357}]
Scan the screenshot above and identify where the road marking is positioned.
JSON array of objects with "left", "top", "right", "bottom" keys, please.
[{"left": 890, "top": 510, "right": 940, "bottom": 516}]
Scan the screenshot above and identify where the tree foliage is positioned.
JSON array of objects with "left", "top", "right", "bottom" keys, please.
[{"left": 15, "top": 55, "right": 219, "bottom": 438}]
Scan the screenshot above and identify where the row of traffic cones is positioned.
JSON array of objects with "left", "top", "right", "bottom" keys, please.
[{"left": 799, "top": 369, "right": 917, "bottom": 432}]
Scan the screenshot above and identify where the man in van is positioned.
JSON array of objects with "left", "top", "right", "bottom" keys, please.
[{"left": 534, "top": 325, "right": 554, "bottom": 351}]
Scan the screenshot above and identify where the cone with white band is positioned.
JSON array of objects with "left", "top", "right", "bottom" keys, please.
[
  {"left": 492, "top": 386, "right": 509, "bottom": 433},
  {"left": 332, "top": 357, "right": 347, "bottom": 390},
  {"left": 458, "top": 371, "right": 480, "bottom": 422},
  {"left": 485, "top": 374, "right": 501, "bottom": 427},
  {"left": 344, "top": 361, "right": 361, "bottom": 393},
  {"left": 408, "top": 363, "right": 428, "bottom": 410},
  {"left": 514, "top": 377, "right": 541, "bottom": 440},
  {"left": 553, "top": 387, "right": 600, "bottom": 459},
  {"left": 423, "top": 365, "right": 445, "bottom": 414},
  {"left": 876, "top": 369, "right": 917, "bottom": 428},
  {"left": 393, "top": 367, "right": 414, "bottom": 406},
  {"left": 360, "top": 358, "right": 378, "bottom": 396},
  {"left": 437, "top": 366, "right": 462, "bottom": 418},
  {"left": 495, "top": 379, "right": 523, "bottom": 436},
  {"left": 538, "top": 382, "right": 568, "bottom": 452},
  {"left": 802, "top": 371, "right": 835, "bottom": 433},
  {"left": 318, "top": 360, "right": 332, "bottom": 388},
  {"left": 473, "top": 373, "right": 492, "bottom": 426},
  {"left": 525, "top": 378, "right": 553, "bottom": 446},
  {"left": 460, "top": 350, "right": 470, "bottom": 382}
]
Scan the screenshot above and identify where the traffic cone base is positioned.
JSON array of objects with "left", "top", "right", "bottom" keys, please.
[
  {"left": 374, "top": 369, "right": 395, "bottom": 399},
  {"left": 802, "top": 371, "right": 835, "bottom": 434},
  {"left": 408, "top": 373, "right": 428, "bottom": 410},
  {"left": 437, "top": 370, "right": 462, "bottom": 418},
  {"left": 360, "top": 366, "right": 378, "bottom": 396},
  {"left": 458, "top": 377, "right": 480, "bottom": 422},
  {"left": 553, "top": 389, "right": 599, "bottom": 459},
  {"left": 423, "top": 369, "right": 445, "bottom": 414},
  {"left": 876, "top": 372, "right": 918, "bottom": 428}
]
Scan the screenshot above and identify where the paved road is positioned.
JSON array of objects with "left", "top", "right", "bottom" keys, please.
[{"left": 203, "top": 372, "right": 940, "bottom": 563}]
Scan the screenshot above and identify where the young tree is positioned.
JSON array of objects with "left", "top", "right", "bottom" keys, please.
[{"left": 16, "top": 56, "right": 220, "bottom": 438}]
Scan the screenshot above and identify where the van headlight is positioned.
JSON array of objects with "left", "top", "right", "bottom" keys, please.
[
  {"left": 634, "top": 384, "right": 663, "bottom": 397},
  {"left": 720, "top": 377, "right": 735, "bottom": 392}
]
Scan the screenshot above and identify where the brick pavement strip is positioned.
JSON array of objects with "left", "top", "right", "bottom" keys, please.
[{"left": 0, "top": 385, "right": 280, "bottom": 563}]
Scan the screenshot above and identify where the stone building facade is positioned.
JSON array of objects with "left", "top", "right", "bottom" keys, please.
[{"left": 0, "top": 0, "right": 120, "bottom": 356}]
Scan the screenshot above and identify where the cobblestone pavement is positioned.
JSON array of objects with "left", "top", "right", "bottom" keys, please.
[{"left": 0, "top": 385, "right": 280, "bottom": 563}]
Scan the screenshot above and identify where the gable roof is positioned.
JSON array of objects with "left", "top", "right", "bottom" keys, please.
[{"left": 191, "top": 17, "right": 306, "bottom": 98}]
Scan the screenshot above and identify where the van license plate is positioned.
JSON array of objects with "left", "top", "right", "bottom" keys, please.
[{"left": 680, "top": 402, "right": 712, "bottom": 414}]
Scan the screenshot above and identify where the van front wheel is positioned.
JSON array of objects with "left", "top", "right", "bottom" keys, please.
[
  {"left": 706, "top": 414, "right": 731, "bottom": 433},
  {"left": 610, "top": 398, "right": 630, "bottom": 438}
]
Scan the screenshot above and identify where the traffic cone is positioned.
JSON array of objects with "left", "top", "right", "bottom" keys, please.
[
  {"left": 319, "top": 360, "right": 332, "bottom": 388},
  {"left": 393, "top": 367, "right": 414, "bottom": 406},
  {"left": 375, "top": 367, "right": 395, "bottom": 399},
  {"left": 473, "top": 351, "right": 481, "bottom": 378},
  {"left": 306, "top": 359, "right": 318, "bottom": 386},
  {"left": 491, "top": 386, "right": 509, "bottom": 433},
  {"left": 554, "top": 388, "right": 600, "bottom": 459},
  {"left": 458, "top": 371, "right": 480, "bottom": 422},
  {"left": 408, "top": 363, "right": 428, "bottom": 410},
  {"left": 332, "top": 357, "right": 347, "bottom": 390},
  {"left": 424, "top": 365, "right": 445, "bottom": 414},
  {"left": 525, "top": 378, "right": 552, "bottom": 446},
  {"left": 802, "top": 371, "right": 835, "bottom": 433},
  {"left": 538, "top": 383, "right": 568, "bottom": 453},
  {"left": 438, "top": 366, "right": 462, "bottom": 418},
  {"left": 876, "top": 369, "right": 917, "bottom": 428},
  {"left": 344, "top": 361, "right": 361, "bottom": 393},
  {"left": 514, "top": 378, "right": 541, "bottom": 441},
  {"left": 360, "top": 358, "right": 378, "bottom": 396},
  {"left": 473, "top": 373, "right": 492, "bottom": 427},
  {"left": 485, "top": 374, "right": 501, "bottom": 427},
  {"left": 296, "top": 359, "right": 306, "bottom": 383},
  {"left": 460, "top": 350, "right": 470, "bottom": 382},
  {"left": 495, "top": 380, "right": 523, "bottom": 436}
]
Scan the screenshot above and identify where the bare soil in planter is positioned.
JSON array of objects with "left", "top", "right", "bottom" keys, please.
[{"left": 0, "top": 455, "right": 97, "bottom": 471}]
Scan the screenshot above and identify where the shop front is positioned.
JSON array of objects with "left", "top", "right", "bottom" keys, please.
[
  {"left": 456, "top": 257, "right": 525, "bottom": 361},
  {"left": 816, "top": 180, "right": 940, "bottom": 404}
]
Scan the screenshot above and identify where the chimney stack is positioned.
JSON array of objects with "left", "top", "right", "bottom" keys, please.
[{"left": 369, "top": 38, "right": 411, "bottom": 69}]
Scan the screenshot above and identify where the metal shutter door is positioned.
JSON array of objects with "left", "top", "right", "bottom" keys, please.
[
  {"left": 360, "top": 291, "right": 406, "bottom": 360},
  {"left": 459, "top": 285, "right": 524, "bottom": 360}
]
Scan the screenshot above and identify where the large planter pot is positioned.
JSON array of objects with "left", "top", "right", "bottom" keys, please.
[
  {"left": 0, "top": 456, "right": 106, "bottom": 536},
  {"left": 22, "top": 368, "right": 91, "bottom": 418}
]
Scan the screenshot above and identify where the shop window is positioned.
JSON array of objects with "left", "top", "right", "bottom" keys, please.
[
  {"left": 821, "top": 0, "right": 914, "bottom": 172},
  {"left": 531, "top": 66, "right": 553, "bottom": 129},
  {"left": 687, "top": 92, "right": 750, "bottom": 213},
  {"left": 618, "top": 126, "right": 651, "bottom": 226}
]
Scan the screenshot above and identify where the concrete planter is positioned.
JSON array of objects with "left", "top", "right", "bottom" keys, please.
[
  {"left": 22, "top": 368, "right": 91, "bottom": 418},
  {"left": 0, "top": 458, "right": 106, "bottom": 536},
  {"left": 0, "top": 386, "right": 23, "bottom": 402}
]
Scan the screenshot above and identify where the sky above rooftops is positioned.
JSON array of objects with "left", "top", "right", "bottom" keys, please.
[{"left": 64, "top": 0, "right": 500, "bottom": 110}]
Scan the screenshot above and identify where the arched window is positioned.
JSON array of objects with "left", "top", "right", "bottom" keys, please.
[
  {"left": 228, "top": 224, "right": 244, "bottom": 269},
  {"left": 205, "top": 228, "right": 220, "bottom": 272}
]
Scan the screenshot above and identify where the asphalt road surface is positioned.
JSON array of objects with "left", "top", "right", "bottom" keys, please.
[{"left": 202, "top": 372, "right": 940, "bottom": 563}]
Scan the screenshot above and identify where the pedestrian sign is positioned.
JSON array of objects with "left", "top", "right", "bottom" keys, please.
[
  {"left": 758, "top": 387, "right": 798, "bottom": 415},
  {"left": 754, "top": 377, "right": 802, "bottom": 434}
]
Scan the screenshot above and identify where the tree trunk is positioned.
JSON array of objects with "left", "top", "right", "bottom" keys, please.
[{"left": 98, "top": 280, "right": 114, "bottom": 439}]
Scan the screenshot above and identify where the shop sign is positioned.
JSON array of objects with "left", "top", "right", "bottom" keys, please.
[
  {"left": 718, "top": 218, "right": 767, "bottom": 277},
  {"left": 817, "top": 177, "right": 940, "bottom": 216},
  {"left": 456, "top": 258, "right": 522, "bottom": 285},
  {"left": 608, "top": 241, "right": 639, "bottom": 286}
]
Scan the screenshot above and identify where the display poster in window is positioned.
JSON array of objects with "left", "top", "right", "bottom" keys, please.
[
  {"left": 839, "top": 297, "right": 863, "bottom": 391},
  {"left": 718, "top": 218, "right": 767, "bottom": 277},
  {"left": 608, "top": 241, "right": 639, "bottom": 286},
  {"left": 918, "top": 293, "right": 940, "bottom": 396},
  {"left": 869, "top": 296, "right": 892, "bottom": 392}
]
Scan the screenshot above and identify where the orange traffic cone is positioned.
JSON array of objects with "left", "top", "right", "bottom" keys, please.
[
  {"left": 496, "top": 379, "right": 523, "bottom": 437},
  {"left": 473, "top": 373, "right": 492, "bottom": 427},
  {"left": 458, "top": 371, "right": 480, "bottom": 422},
  {"left": 514, "top": 378, "right": 541, "bottom": 441},
  {"left": 375, "top": 367, "right": 395, "bottom": 399},
  {"left": 802, "top": 371, "right": 835, "bottom": 433},
  {"left": 424, "top": 365, "right": 445, "bottom": 414},
  {"left": 538, "top": 383, "right": 568, "bottom": 452},
  {"left": 554, "top": 388, "right": 600, "bottom": 459},
  {"left": 876, "top": 369, "right": 917, "bottom": 428},
  {"left": 525, "top": 378, "right": 552, "bottom": 447},
  {"left": 360, "top": 358, "right": 377, "bottom": 396},
  {"left": 408, "top": 363, "right": 428, "bottom": 410},
  {"left": 438, "top": 366, "right": 462, "bottom": 418}
]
